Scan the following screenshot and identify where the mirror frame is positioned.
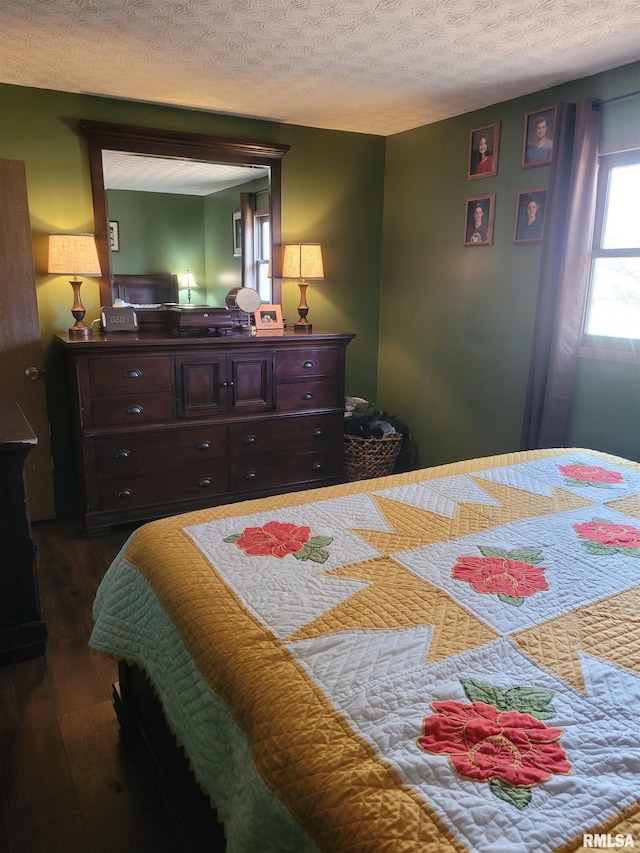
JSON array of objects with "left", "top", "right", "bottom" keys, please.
[{"left": 80, "top": 120, "right": 289, "bottom": 308}]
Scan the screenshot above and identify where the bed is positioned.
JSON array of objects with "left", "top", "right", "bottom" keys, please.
[{"left": 90, "top": 448, "right": 640, "bottom": 852}]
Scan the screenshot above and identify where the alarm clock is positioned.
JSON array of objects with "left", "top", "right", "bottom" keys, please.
[{"left": 100, "top": 306, "right": 139, "bottom": 332}]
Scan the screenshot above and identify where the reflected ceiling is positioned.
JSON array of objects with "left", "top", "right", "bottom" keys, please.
[
  {"left": 1, "top": 1, "right": 639, "bottom": 135},
  {"left": 103, "top": 151, "right": 270, "bottom": 195}
]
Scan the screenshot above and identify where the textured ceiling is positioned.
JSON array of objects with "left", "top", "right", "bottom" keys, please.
[{"left": 2, "top": 0, "right": 640, "bottom": 135}]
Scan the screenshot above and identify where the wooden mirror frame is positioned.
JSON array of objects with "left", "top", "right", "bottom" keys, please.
[{"left": 79, "top": 120, "right": 290, "bottom": 308}]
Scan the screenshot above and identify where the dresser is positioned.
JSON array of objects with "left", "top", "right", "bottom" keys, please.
[
  {"left": 0, "top": 403, "right": 47, "bottom": 663},
  {"left": 55, "top": 330, "right": 354, "bottom": 534}
]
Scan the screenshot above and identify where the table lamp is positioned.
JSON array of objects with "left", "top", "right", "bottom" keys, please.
[
  {"left": 48, "top": 233, "right": 101, "bottom": 338},
  {"left": 282, "top": 243, "right": 324, "bottom": 332},
  {"left": 180, "top": 270, "right": 199, "bottom": 305}
]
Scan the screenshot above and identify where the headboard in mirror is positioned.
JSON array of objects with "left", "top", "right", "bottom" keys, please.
[
  {"left": 79, "top": 121, "right": 290, "bottom": 309},
  {"left": 112, "top": 273, "right": 178, "bottom": 305}
]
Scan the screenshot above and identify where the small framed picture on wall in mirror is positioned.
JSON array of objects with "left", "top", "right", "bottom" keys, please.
[
  {"left": 109, "top": 220, "right": 120, "bottom": 252},
  {"left": 468, "top": 123, "right": 499, "bottom": 179},
  {"left": 522, "top": 106, "right": 557, "bottom": 168},
  {"left": 232, "top": 211, "right": 242, "bottom": 257},
  {"left": 464, "top": 195, "right": 495, "bottom": 246}
]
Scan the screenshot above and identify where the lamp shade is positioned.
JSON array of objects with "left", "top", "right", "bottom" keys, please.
[
  {"left": 48, "top": 233, "right": 101, "bottom": 276},
  {"left": 282, "top": 243, "right": 324, "bottom": 280},
  {"left": 179, "top": 270, "right": 199, "bottom": 290}
]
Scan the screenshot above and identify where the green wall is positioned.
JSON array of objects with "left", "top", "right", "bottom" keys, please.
[
  {"left": 379, "top": 61, "right": 640, "bottom": 468},
  {"left": 107, "top": 190, "right": 206, "bottom": 285},
  {"left": 0, "top": 83, "right": 384, "bottom": 512}
]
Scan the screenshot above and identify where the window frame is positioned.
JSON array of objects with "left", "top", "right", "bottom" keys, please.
[{"left": 580, "top": 147, "right": 640, "bottom": 363}]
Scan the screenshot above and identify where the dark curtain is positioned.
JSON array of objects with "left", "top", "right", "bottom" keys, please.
[
  {"left": 521, "top": 99, "right": 602, "bottom": 449},
  {"left": 240, "top": 191, "right": 256, "bottom": 288}
]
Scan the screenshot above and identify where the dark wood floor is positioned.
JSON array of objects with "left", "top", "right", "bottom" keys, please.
[{"left": 0, "top": 518, "right": 179, "bottom": 853}]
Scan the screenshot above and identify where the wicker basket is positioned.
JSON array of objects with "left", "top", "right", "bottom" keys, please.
[{"left": 343, "top": 433, "right": 403, "bottom": 482}]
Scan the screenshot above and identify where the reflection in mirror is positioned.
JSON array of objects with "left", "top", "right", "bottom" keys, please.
[
  {"left": 80, "top": 121, "right": 289, "bottom": 308},
  {"left": 103, "top": 152, "right": 270, "bottom": 304}
]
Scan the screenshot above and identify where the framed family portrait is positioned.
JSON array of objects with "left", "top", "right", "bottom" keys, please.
[
  {"left": 108, "top": 220, "right": 120, "bottom": 252},
  {"left": 254, "top": 304, "right": 283, "bottom": 330},
  {"left": 464, "top": 194, "right": 495, "bottom": 246},
  {"left": 514, "top": 189, "right": 547, "bottom": 243},
  {"left": 232, "top": 211, "right": 242, "bottom": 256},
  {"left": 468, "top": 122, "right": 500, "bottom": 179},
  {"left": 522, "top": 106, "right": 557, "bottom": 168}
]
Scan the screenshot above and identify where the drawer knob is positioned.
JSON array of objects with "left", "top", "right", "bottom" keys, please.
[
  {"left": 197, "top": 441, "right": 212, "bottom": 450},
  {"left": 302, "top": 360, "right": 314, "bottom": 369},
  {"left": 243, "top": 435, "right": 257, "bottom": 445},
  {"left": 301, "top": 392, "right": 314, "bottom": 401},
  {"left": 199, "top": 478, "right": 212, "bottom": 487},
  {"left": 126, "top": 405, "right": 144, "bottom": 415},
  {"left": 117, "top": 488, "right": 133, "bottom": 499},
  {"left": 123, "top": 369, "right": 142, "bottom": 379},
  {"left": 114, "top": 449, "right": 132, "bottom": 460},
  {"left": 312, "top": 428, "right": 323, "bottom": 437},
  {"left": 312, "top": 462, "right": 323, "bottom": 470},
  {"left": 245, "top": 471, "right": 257, "bottom": 481},
  {"left": 220, "top": 381, "right": 235, "bottom": 388}
]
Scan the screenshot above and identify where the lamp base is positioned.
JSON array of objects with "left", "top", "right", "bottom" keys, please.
[
  {"left": 69, "top": 324, "right": 92, "bottom": 339},
  {"left": 294, "top": 319, "right": 313, "bottom": 332}
]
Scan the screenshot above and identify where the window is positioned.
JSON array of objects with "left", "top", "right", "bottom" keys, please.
[
  {"left": 583, "top": 149, "right": 640, "bottom": 352},
  {"left": 255, "top": 212, "right": 271, "bottom": 302}
]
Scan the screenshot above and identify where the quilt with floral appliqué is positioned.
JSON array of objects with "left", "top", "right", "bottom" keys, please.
[{"left": 91, "top": 449, "right": 640, "bottom": 853}]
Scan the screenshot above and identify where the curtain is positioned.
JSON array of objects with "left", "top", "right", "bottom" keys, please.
[{"left": 521, "top": 99, "right": 602, "bottom": 449}]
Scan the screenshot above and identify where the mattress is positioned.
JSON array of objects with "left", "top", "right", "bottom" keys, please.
[{"left": 90, "top": 448, "right": 640, "bottom": 852}]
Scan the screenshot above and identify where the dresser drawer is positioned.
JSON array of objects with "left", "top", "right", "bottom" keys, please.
[
  {"left": 276, "top": 348, "right": 339, "bottom": 379},
  {"left": 229, "top": 412, "right": 342, "bottom": 456},
  {"left": 96, "top": 461, "right": 228, "bottom": 511},
  {"left": 89, "top": 355, "right": 173, "bottom": 395},
  {"left": 276, "top": 378, "right": 340, "bottom": 412},
  {"left": 91, "top": 392, "right": 174, "bottom": 427},
  {"left": 93, "top": 425, "right": 227, "bottom": 475},
  {"left": 230, "top": 450, "right": 342, "bottom": 493}
]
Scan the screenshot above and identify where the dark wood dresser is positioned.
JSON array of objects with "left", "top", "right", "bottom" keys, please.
[
  {"left": 0, "top": 403, "right": 47, "bottom": 663},
  {"left": 55, "top": 329, "right": 354, "bottom": 534}
]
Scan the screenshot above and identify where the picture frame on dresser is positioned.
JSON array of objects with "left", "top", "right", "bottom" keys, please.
[{"left": 254, "top": 304, "right": 284, "bottom": 330}]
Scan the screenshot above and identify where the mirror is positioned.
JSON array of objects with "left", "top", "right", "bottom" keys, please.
[{"left": 80, "top": 121, "right": 289, "bottom": 308}]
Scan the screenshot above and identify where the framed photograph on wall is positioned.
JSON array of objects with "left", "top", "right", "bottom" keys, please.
[
  {"left": 464, "top": 194, "right": 495, "bottom": 246},
  {"left": 468, "top": 122, "right": 500, "bottom": 179},
  {"left": 514, "top": 188, "right": 547, "bottom": 243},
  {"left": 254, "top": 304, "right": 283, "bottom": 330},
  {"left": 232, "top": 211, "right": 242, "bottom": 257},
  {"left": 108, "top": 220, "right": 120, "bottom": 252},
  {"left": 522, "top": 106, "right": 557, "bottom": 168}
]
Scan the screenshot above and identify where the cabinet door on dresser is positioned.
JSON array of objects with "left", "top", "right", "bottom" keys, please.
[{"left": 176, "top": 350, "right": 274, "bottom": 418}]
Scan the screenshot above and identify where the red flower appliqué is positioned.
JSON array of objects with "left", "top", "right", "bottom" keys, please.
[
  {"left": 418, "top": 700, "right": 571, "bottom": 788},
  {"left": 574, "top": 520, "right": 640, "bottom": 550},
  {"left": 559, "top": 463, "right": 623, "bottom": 485},
  {"left": 235, "top": 521, "right": 311, "bottom": 558},
  {"left": 453, "top": 556, "right": 549, "bottom": 598}
]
